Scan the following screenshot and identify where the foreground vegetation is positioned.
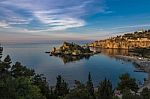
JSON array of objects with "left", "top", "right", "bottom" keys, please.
[{"left": 0, "top": 48, "right": 150, "bottom": 99}]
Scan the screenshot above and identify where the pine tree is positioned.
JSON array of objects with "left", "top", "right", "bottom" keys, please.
[
  {"left": 0, "top": 45, "right": 3, "bottom": 62},
  {"left": 117, "top": 73, "right": 139, "bottom": 93},
  {"left": 55, "top": 75, "right": 62, "bottom": 96},
  {"left": 98, "top": 78, "right": 113, "bottom": 99},
  {"left": 3, "top": 55, "right": 12, "bottom": 69},
  {"left": 0, "top": 55, "right": 12, "bottom": 78},
  {"left": 33, "top": 74, "right": 50, "bottom": 99},
  {"left": 11, "top": 62, "right": 35, "bottom": 78},
  {"left": 55, "top": 75, "right": 69, "bottom": 97},
  {"left": 141, "top": 87, "right": 150, "bottom": 99},
  {"left": 49, "top": 86, "right": 58, "bottom": 99},
  {"left": 86, "top": 72, "right": 94, "bottom": 96}
]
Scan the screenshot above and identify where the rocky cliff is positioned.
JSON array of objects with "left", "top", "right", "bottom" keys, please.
[{"left": 89, "top": 30, "right": 150, "bottom": 49}]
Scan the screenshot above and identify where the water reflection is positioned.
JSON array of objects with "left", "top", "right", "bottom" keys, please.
[
  {"left": 50, "top": 48, "right": 134, "bottom": 64},
  {"left": 95, "top": 48, "right": 130, "bottom": 56},
  {"left": 3, "top": 44, "right": 147, "bottom": 87},
  {"left": 52, "top": 54, "right": 92, "bottom": 64}
]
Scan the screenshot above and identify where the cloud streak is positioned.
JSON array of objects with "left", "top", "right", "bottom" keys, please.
[
  {"left": 0, "top": 21, "right": 9, "bottom": 28},
  {"left": 33, "top": 11, "right": 85, "bottom": 31},
  {"left": 1, "top": 0, "right": 149, "bottom": 42},
  {"left": 0, "top": 0, "right": 105, "bottom": 31},
  {"left": 110, "top": 24, "right": 150, "bottom": 30}
]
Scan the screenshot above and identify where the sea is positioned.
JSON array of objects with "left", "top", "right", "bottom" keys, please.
[{"left": 1, "top": 41, "right": 147, "bottom": 88}]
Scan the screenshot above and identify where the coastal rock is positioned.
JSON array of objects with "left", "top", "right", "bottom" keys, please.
[
  {"left": 50, "top": 42, "right": 96, "bottom": 56},
  {"left": 89, "top": 30, "right": 150, "bottom": 49}
]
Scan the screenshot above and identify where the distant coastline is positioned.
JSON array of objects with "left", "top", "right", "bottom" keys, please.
[
  {"left": 0, "top": 40, "right": 94, "bottom": 45},
  {"left": 89, "top": 29, "right": 150, "bottom": 49}
]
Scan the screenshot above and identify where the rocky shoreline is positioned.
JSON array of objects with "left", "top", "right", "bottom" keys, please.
[
  {"left": 115, "top": 55, "right": 150, "bottom": 92},
  {"left": 49, "top": 42, "right": 100, "bottom": 57},
  {"left": 89, "top": 30, "right": 150, "bottom": 49}
]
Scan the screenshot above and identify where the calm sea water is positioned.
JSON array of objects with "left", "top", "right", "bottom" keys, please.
[{"left": 2, "top": 43, "right": 147, "bottom": 87}]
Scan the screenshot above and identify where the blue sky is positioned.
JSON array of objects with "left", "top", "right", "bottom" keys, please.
[{"left": 0, "top": 0, "right": 150, "bottom": 43}]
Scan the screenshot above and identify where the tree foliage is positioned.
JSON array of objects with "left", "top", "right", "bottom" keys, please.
[
  {"left": 86, "top": 72, "right": 94, "bottom": 97},
  {"left": 98, "top": 78, "right": 113, "bottom": 99},
  {"left": 33, "top": 74, "right": 51, "bottom": 99},
  {"left": 55, "top": 75, "right": 69, "bottom": 97},
  {"left": 0, "top": 53, "right": 50, "bottom": 99},
  {"left": 11, "top": 62, "right": 35, "bottom": 78},
  {"left": 117, "top": 73, "right": 139, "bottom": 92},
  {"left": 141, "top": 87, "right": 150, "bottom": 99},
  {"left": 0, "top": 76, "right": 46, "bottom": 99},
  {"left": 64, "top": 80, "right": 90, "bottom": 99}
]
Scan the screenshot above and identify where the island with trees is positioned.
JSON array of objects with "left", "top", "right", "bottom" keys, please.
[
  {"left": 47, "top": 42, "right": 100, "bottom": 63},
  {"left": 50, "top": 42, "right": 100, "bottom": 56}
]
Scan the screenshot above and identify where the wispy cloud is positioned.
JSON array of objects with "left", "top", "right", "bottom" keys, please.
[
  {"left": 110, "top": 24, "right": 150, "bottom": 30},
  {"left": 0, "top": 21, "right": 10, "bottom": 28},
  {"left": 8, "top": 17, "right": 32, "bottom": 25},
  {"left": 1, "top": 0, "right": 150, "bottom": 42},
  {"left": 33, "top": 11, "right": 85, "bottom": 31},
  {"left": 0, "top": 0, "right": 105, "bottom": 31},
  {"left": 0, "top": 3, "right": 33, "bottom": 27}
]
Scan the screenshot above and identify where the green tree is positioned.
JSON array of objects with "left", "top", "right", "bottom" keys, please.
[
  {"left": 64, "top": 80, "right": 89, "bottom": 99},
  {"left": 122, "top": 88, "right": 133, "bottom": 99},
  {"left": 117, "top": 73, "right": 139, "bottom": 93},
  {"left": 0, "top": 45, "right": 3, "bottom": 62},
  {"left": 55, "top": 75, "right": 69, "bottom": 97},
  {"left": 98, "top": 78, "right": 113, "bottom": 99},
  {"left": 2, "top": 55, "right": 12, "bottom": 71},
  {"left": 11, "top": 62, "right": 35, "bottom": 78},
  {"left": 4, "top": 55, "right": 12, "bottom": 65},
  {"left": 122, "top": 88, "right": 142, "bottom": 99},
  {"left": 0, "top": 55, "right": 12, "bottom": 79},
  {"left": 86, "top": 72, "right": 94, "bottom": 97},
  {"left": 0, "top": 48, "right": 49, "bottom": 99},
  {"left": 0, "top": 77, "right": 46, "bottom": 99},
  {"left": 141, "top": 87, "right": 150, "bottom": 99},
  {"left": 33, "top": 74, "right": 51, "bottom": 99},
  {"left": 49, "top": 86, "right": 58, "bottom": 99}
]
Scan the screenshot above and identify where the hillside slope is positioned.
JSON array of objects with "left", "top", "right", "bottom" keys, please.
[{"left": 89, "top": 30, "right": 150, "bottom": 49}]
